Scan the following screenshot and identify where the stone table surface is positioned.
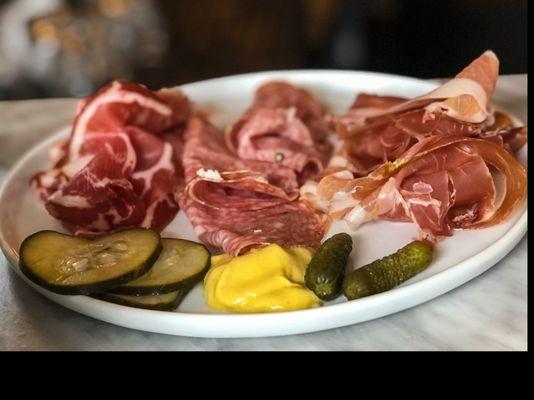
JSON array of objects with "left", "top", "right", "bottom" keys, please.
[{"left": 0, "top": 75, "right": 527, "bottom": 351}]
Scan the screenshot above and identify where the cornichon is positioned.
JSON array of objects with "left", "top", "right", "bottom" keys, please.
[
  {"left": 305, "top": 233, "right": 353, "bottom": 300},
  {"left": 343, "top": 241, "right": 433, "bottom": 300},
  {"left": 19, "top": 229, "right": 162, "bottom": 295},
  {"left": 109, "top": 238, "right": 211, "bottom": 296}
]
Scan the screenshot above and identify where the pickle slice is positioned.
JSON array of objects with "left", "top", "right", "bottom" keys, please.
[
  {"left": 19, "top": 229, "right": 162, "bottom": 295},
  {"left": 109, "top": 238, "right": 211, "bottom": 295},
  {"left": 92, "top": 290, "right": 186, "bottom": 311}
]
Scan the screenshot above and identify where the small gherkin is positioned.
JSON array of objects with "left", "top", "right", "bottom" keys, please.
[
  {"left": 305, "top": 233, "right": 353, "bottom": 301},
  {"left": 343, "top": 241, "right": 433, "bottom": 300}
]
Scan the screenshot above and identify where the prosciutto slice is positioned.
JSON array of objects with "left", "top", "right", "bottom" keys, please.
[
  {"left": 313, "top": 135, "right": 527, "bottom": 241},
  {"left": 33, "top": 81, "right": 191, "bottom": 235},
  {"left": 334, "top": 51, "right": 527, "bottom": 175},
  {"left": 226, "top": 81, "right": 333, "bottom": 184},
  {"left": 178, "top": 117, "right": 329, "bottom": 256}
]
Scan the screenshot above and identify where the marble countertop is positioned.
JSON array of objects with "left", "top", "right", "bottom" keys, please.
[{"left": 0, "top": 75, "right": 527, "bottom": 351}]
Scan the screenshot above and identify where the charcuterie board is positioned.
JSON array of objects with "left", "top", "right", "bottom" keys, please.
[{"left": 0, "top": 70, "right": 527, "bottom": 337}]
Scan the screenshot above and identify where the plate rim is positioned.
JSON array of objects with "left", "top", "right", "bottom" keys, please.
[{"left": 0, "top": 69, "right": 527, "bottom": 338}]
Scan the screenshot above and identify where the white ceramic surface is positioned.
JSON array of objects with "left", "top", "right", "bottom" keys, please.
[{"left": 0, "top": 71, "right": 527, "bottom": 338}]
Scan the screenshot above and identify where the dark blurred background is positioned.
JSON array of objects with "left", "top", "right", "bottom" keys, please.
[{"left": 0, "top": 0, "right": 527, "bottom": 100}]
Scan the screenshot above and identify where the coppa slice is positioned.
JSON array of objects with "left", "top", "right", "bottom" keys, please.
[
  {"left": 19, "top": 228, "right": 162, "bottom": 295},
  {"left": 32, "top": 81, "right": 190, "bottom": 236},
  {"left": 92, "top": 290, "right": 186, "bottom": 311},
  {"left": 109, "top": 238, "right": 211, "bottom": 295}
]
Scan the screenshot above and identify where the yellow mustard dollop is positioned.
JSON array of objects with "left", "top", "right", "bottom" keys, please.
[{"left": 204, "top": 244, "right": 321, "bottom": 313}]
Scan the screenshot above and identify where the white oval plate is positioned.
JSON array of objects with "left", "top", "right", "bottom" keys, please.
[{"left": 0, "top": 71, "right": 527, "bottom": 338}]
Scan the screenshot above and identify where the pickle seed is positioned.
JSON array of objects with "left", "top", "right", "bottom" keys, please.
[
  {"left": 72, "top": 258, "right": 90, "bottom": 272},
  {"left": 63, "top": 258, "right": 75, "bottom": 267},
  {"left": 112, "top": 241, "right": 129, "bottom": 252},
  {"left": 97, "top": 253, "right": 116, "bottom": 265}
]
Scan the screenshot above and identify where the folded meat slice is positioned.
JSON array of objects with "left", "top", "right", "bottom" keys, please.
[
  {"left": 178, "top": 117, "right": 329, "bottom": 256},
  {"left": 68, "top": 80, "right": 190, "bottom": 165},
  {"left": 33, "top": 81, "right": 191, "bottom": 235},
  {"left": 354, "top": 50, "right": 499, "bottom": 124},
  {"left": 127, "top": 127, "right": 181, "bottom": 231},
  {"left": 226, "top": 81, "right": 333, "bottom": 184},
  {"left": 180, "top": 172, "right": 328, "bottom": 257},
  {"left": 227, "top": 108, "right": 331, "bottom": 184},
  {"left": 44, "top": 133, "right": 146, "bottom": 235},
  {"left": 334, "top": 51, "right": 527, "bottom": 176},
  {"left": 479, "top": 111, "right": 528, "bottom": 153},
  {"left": 314, "top": 135, "right": 527, "bottom": 241},
  {"left": 183, "top": 117, "right": 299, "bottom": 195},
  {"left": 247, "top": 80, "right": 330, "bottom": 141}
]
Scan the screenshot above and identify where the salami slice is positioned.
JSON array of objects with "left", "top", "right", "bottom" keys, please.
[{"left": 179, "top": 117, "right": 329, "bottom": 256}]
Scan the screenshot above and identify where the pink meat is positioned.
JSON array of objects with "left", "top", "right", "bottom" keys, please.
[
  {"left": 364, "top": 142, "right": 497, "bottom": 238},
  {"left": 334, "top": 51, "right": 527, "bottom": 176},
  {"left": 45, "top": 133, "right": 145, "bottom": 235},
  {"left": 314, "top": 135, "right": 526, "bottom": 242},
  {"left": 183, "top": 117, "right": 299, "bottom": 195},
  {"left": 226, "top": 81, "right": 333, "bottom": 184},
  {"left": 127, "top": 127, "right": 181, "bottom": 232},
  {"left": 178, "top": 117, "right": 329, "bottom": 256},
  {"left": 248, "top": 81, "right": 330, "bottom": 141},
  {"left": 68, "top": 81, "right": 190, "bottom": 160},
  {"left": 32, "top": 80, "right": 191, "bottom": 235}
]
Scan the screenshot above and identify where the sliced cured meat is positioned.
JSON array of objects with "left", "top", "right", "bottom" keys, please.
[
  {"left": 179, "top": 117, "right": 329, "bottom": 255},
  {"left": 479, "top": 126, "right": 528, "bottom": 153},
  {"left": 182, "top": 199, "right": 327, "bottom": 257},
  {"left": 68, "top": 80, "right": 190, "bottom": 166},
  {"left": 183, "top": 118, "right": 245, "bottom": 182},
  {"left": 183, "top": 117, "right": 299, "bottom": 195},
  {"left": 347, "top": 93, "right": 407, "bottom": 115},
  {"left": 334, "top": 51, "right": 527, "bottom": 175},
  {"left": 33, "top": 80, "right": 191, "bottom": 235},
  {"left": 155, "top": 87, "right": 192, "bottom": 126},
  {"left": 479, "top": 111, "right": 528, "bottom": 153},
  {"left": 45, "top": 133, "right": 145, "bottom": 235},
  {"left": 226, "top": 81, "right": 333, "bottom": 184},
  {"left": 360, "top": 50, "right": 500, "bottom": 124},
  {"left": 127, "top": 127, "right": 180, "bottom": 231},
  {"left": 180, "top": 172, "right": 328, "bottom": 256},
  {"left": 247, "top": 80, "right": 330, "bottom": 141},
  {"left": 227, "top": 108, "right": 330, "bottom": 184},
  {"left": 339, "top": 120, "right": 416, "bottom": 175},
  {"left": 313, "top": 135, "right": 526, "bottom": 241}
]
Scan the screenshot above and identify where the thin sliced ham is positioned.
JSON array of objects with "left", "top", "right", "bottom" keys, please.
[
  {"left": 334, "top": 51, "right": 526, "bottom": 176},
  {"left": 313, "top": 135, "right": 526, "bottom": 240},
  {"left": 356, "top": 50, "right": 499, "bottom": 124},
  {"left": 178, "top": 117, "right": 329, "bottom": 256},
  {"left": 32, "top": 80, "right": 191, "bottom": 235}
]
